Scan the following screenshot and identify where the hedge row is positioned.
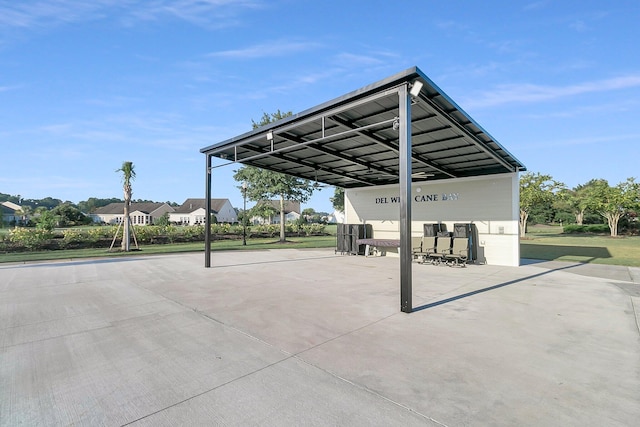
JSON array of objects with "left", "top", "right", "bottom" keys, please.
[
  {"left": 0, "top": 223, "right": 327, "bottom": 252},
  {"left": 562, "top": 224, "right": 612, "bottom": 234}
]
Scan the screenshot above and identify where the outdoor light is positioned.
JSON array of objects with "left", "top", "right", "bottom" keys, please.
[
  {"left": 411, "top": 172, "right": 435, "bottom": 178},
  {"left": 266, "top": 131, "right": 273, "bottom": 141},
  {"left": 409, "top": 80, "right": 424, "bottom": 98}
]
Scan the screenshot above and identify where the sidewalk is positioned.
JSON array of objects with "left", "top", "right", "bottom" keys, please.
[
  {"left": 1, "top": 250, "right": 639, "bottom": 426},
  {"left": 522, "top": 258, "right": 640, "bottom": 283}
]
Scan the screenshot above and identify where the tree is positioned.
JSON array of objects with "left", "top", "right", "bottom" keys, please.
[
  {"left": 519, "top": 172, "right": 563, "bottom": 236},
  {"left": 51, "top": 203, "right": 90, "bottom": 227},
  {"left": 330, "top": 187, "right": 344, "bottom": 213},
  {"left": 155, "top": 212, "right": 170, "bottom": 227},
  {"left": 35, "top": 209, "right": 57, "bottom": 231},
  {"left": 584, "top": 178, "right": 639, "bottom": 237},
  {"left": 555, "top": 183, "right": 592, "bottom": 225},
  {"left": 249, "top": 201, "right": 279, "bottom": 224},
  {"left": 302, "top": 208, "right": 315, "bottom": 221},
  {"left": 116, "top": 161, "right": 136, "bottom": 251},
  {"left": 77, "top": 197, "right": 123, "bottom": 214},
  {"left": 234, "top": 166, "right": 314, "bottom": 242},
  {"left": 233, "top": 110, "right": 315, "bottom": 242}
]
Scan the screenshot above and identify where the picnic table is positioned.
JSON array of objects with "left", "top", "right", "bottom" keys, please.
[{"left": 355, "top": 238, "right": 401, "bottom": 257}]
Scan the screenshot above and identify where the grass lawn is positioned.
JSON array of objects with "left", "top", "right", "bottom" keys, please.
[
  {"left": 0, "top": 235, "right": 337, "bottom": 264},
  {"left": 521, "top": 226, "right": 640, "bottom": 267},
  {"left": 3, "top": 223, "right": 638, "bottom": 268}
]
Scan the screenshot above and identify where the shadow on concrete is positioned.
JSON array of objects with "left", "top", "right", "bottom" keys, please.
[
  {"left": 520, "top": 244, "right": 611, "bottom": 262},
  {"left": 0, "top": 257, "right": 148, "bottom": 269},
  {"left": 211, "top": 255, "right": 339, "bottom": 269},
  {"left": 412, "top": 262, "right": 582, "bottom": 312}
]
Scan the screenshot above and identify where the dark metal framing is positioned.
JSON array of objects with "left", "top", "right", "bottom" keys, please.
[{"left": 201, "top": 66, "right": 526, "bottom": 313}]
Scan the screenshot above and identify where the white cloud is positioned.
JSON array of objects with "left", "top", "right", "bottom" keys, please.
[
  {"left": 462, "top": 74, "right": 640, "bottom": 108},
  {"left": 523, "top": 1, "right": 549, "bottom": 11},
  {"left": 0, "top": 1, "right": 112, "bottom": 28},
  {"left": 207, "top": 40, "right": 322, "bottom": 59},
  {"left": 0, "top": 0, "right": 263, "bottom": 30},
  {"left": 334, "top": 53, "right": 382, "bottom": 66},
  {"left": 569, "top": 20, "right": 588, "bottom": 32},
  {"left": 518, "top": 133, "right": 640, "bottom": 151}
]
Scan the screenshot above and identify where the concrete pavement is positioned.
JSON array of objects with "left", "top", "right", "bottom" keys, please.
[{"left": 1, "top": 249, "right": 639, "bottom": 426}]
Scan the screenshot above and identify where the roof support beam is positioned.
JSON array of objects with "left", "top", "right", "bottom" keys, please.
[
  {"left": 234, "top": 143, "right": 376, "bottom": 186},
  {"left": 329, "top": 114, "right": 457, "bottom": 178},
  {"left": 399, "top": 84, "right": 413, "bottom": 313},
  {"left": 204, "top": 154, "right": 212, "bottom": 268},
  {"left": 276, "top": 131, "right": 399, "bottom": 180},
  {"left": 229, "top": 117, "right": 397, "bottom": 165},
  {"left": 203, "top": 87, "right": 402, "bottom": 158},
  {"left": 419, "top": 93, "right": 516, "bottom": 172}
]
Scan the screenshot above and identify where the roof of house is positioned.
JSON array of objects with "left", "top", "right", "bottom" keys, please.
[
  {"left": 92, "top": 202, "right": 172, "bottom": 215},
  {"left": 1, "top": 201, "right": 21, "bottom": 211},
  {"left": 172, "top": 198, "right": 231, "bottom": 214}
]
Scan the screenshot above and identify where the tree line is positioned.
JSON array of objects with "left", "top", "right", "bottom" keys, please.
[
  {"left": 0, "top": 193, "right": 179, "bottom": 228},
  {"left": 520, "top": 173, "right": 639, "bottom": 237},
  {"left": 0, "top": 193, "right": 177, "bottom": 213}
]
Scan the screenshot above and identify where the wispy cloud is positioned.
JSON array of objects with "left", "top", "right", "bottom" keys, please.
[
  {"left": 518, "top": 133, "right": 640, "bottom": 151},
  {"left": 523, "top": 1, "right": 549, "bottom": 11},
  {"left": 569, "top": 20, "right": 588, "bottom": 32},
  {"left": 0, "top": 1, "right": 112, "bottom": 29},
  {"left": 207, "top": 40, "right": 322, "bottom": 59},
  {"left": 462, "top": 74, "right": 640, "bottom": 108},
  {"left": 122, "top": 0, "right": 264, "bottom": 28},
  {"left": 0, "top": 0, "right": 263, "bottom": 31},
  {"left": 0, "top": 84, "right": 22, "bottom": 92},
  {"left": 332, "top": 50, "right": 398, "bottom": 68}
]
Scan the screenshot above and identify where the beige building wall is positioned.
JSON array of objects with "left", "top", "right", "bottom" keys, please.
[{"left": 344, "top": 173, "right": 520, "bottom": 266}]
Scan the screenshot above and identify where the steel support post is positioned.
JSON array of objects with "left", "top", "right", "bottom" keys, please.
[
  {"left": 204, "top": 154, "right": 212, "bottom": 268},
  {"left": 398, "top": 84, "right": 413, "bottom": 313}
]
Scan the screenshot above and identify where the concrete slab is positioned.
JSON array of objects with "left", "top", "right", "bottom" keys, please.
[{"left": 1, "top": 250, "right": 639, "bottom": 426}]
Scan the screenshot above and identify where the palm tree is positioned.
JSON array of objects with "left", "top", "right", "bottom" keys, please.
[{"left": 116, "top": 161, "right": 136, "bottom": 251}]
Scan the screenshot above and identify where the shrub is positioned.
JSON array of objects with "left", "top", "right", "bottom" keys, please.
[
  {"left": 134, "top": 225, "right": 161, "bottom": 243},
  {"left": 9, "top": 227, "right": 54, "bottom": 250},
  {"left": 61, "top": 229, "right": 86, "bottom": 248},
  {"left": 87, "top": 227, "right": 107, "bottom": 243},
  {"left": 301, "top": 223, "right": 327, "bottom": 236},
  {"left": 563, "top": 224, "right": 610, "bottom": 234},
  {"left": 228, "top": 224, "right": 245, "bottom": 235},
  {"left": 160, "top": 225, "right": 180, "bottom": 243},
  {"left": 183, "top": 225, "right": 205, "bottom": 241}
]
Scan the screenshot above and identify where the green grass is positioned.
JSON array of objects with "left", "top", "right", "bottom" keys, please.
[
  {"left": 0, "top": 235, "right": 337, "bottom": 264},
  {"left": 3, "top": 223, "right": 638, "bottom": 268}
]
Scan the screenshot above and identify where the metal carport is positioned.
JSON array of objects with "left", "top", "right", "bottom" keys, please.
[{"left": 200, "top": 66, "right": 526, "bottom": 313}]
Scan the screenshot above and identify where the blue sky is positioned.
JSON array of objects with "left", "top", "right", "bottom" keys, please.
[{"left": 1, "top": 0, "right": 638, "bottom": 213}]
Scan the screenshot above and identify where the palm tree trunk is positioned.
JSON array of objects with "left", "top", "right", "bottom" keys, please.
[
  {"left": 122, "top": 185, "right": 131, "bottom": 251},
  {"left": 279, "top": 195, "right": 286, "bottom": 242}
]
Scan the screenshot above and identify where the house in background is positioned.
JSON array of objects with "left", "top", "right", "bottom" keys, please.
[
  {"left": 169, "top": 198, "right": 237, "bottom": 225},
  {"left": 1, "top": 201, "right": 23, "bottom": 225},
  {"left": 328, "top": 210, "right": 345, "bottom": 223},
  {"left": 251, "top": 200, "right": 301, "bottom": 224},
  {"left": 90, "top": 202, "right": 175, "bottom": 225}
]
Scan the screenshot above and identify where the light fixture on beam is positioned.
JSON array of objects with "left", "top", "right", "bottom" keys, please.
[
  {"left": 266, "top": 131, "right": 274, "bottom": 141},
  {"left": 411, "top": 171, "right": 435, "bottom": 179},
  {"left": 409, "top": 80, "right": 424, "bottom": 98}
]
